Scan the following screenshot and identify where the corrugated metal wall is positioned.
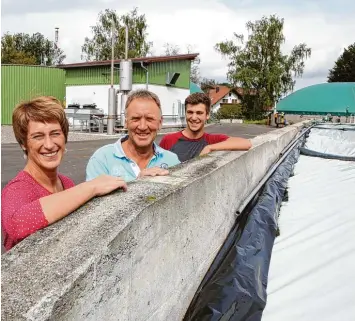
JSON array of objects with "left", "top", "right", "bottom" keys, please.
[
  {"left": 65, "top": 60, "right": 191, "bottom": 89},
  {"left": 1, "top": 65, "right": 65, "bottom": 125},
  {"left": 1, "top": 60, "right": 191, "bottom": 124}
]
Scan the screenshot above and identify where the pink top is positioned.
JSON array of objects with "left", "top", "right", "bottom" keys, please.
[{"left": 1, "top": 171, "right": 75, "bottom": 251}]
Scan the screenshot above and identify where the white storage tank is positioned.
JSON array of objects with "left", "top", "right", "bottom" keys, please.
[{"left": 119, "top": 60, "right": 132, "bottom": 91}]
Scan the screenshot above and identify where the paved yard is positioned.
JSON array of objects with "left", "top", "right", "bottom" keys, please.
[
  {"left": 1, "top": 123, "right": 275, "bottom": 188},
  {"left": 1, "top": 123, "right": 275, "bottom": 253}
]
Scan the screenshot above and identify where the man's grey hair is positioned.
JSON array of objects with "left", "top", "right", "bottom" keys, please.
[{"left": 125, "top": 89, "right": 161, "bottom": 111}]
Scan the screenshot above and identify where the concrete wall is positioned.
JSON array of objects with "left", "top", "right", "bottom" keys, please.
[
  {"left": 1, "top": 122, "right": 307, "bottom": 321},
  {"left": 65, "top": 84, "right": 189, "bottom": 126}
]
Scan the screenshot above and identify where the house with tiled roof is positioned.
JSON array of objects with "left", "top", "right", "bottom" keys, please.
[
  {"left": 207, "top": 85, "right": 242, "bottom": 113},
  {"left": 207, "top": 85, "right": 261, "bottom": 113}
]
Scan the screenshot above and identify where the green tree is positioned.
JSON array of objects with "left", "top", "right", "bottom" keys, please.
[
  {"left": 1, "top": 32, "right": 65, "bottom": 65},
  {"left": 200, "top": 77, "right": 216, "bottom": 93},
  {"left": 217, "top": 82, "right": 231, "bottom": 87},
  {"left": 163, "top": 43, "right": 201, "bottom": 84},
  {"left": 215, "top": 15, "right": 311, "bottom": 119},
  {"left": 82, "top": 8, "right": 152, "bottom": 61},
  {"left": 163, "top": 43, "right": 181, "bottom": 56},
  {"left": 328, "top": 43, "right": 355, "bottom": 82},
  {"left": 216, "top": 104, "right": 242, "bottom": 119}
]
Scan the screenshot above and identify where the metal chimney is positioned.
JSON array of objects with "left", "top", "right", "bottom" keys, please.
[{"left": 55, "top": 27, "right": 59, "bottom": 47}]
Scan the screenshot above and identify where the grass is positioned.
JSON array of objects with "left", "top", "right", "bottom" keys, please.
[{"left": 243, "top": 119, "right": 267, "bottom": 125}]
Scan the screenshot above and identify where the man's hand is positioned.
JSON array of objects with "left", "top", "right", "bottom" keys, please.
[
  {"left": 199, "top": 145, "right": 212, "bottom": 156},
  {"left": 138, "top": 167, "right": 169, "bottom": 178}
]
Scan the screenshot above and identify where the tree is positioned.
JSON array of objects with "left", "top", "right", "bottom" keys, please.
[
  {"left": 162, "top": 43, "right": 201, "bottom": 84},
  {"left": 216, "top": 104, "right": 242, "bottom": 119},
  {"left": 163, "top": 43, "right": 180, "bottom": 56},
  {"left": 328, "top": 43, "right": 355, "bottom": 82},
  {"left": 1, "top": 32, "right": 65, "bottom": 65},
  {"left": 215, "top": 15, "right": 311, "bottom": 119},
  {"left": 82, "top": 8, "right": 152, "bottom": 61},
  {"left": 200, "top": 77, "right": 216, "bottom": 93},
  {"left": 186, "top": 44, "right": 201, "bottom": 84}
]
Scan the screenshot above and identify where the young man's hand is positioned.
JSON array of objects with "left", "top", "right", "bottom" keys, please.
[{"left": 199, "top": 145, "right": 212, "bottom": 156}]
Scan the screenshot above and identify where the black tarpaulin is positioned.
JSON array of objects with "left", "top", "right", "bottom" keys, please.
[
  {"left": 184, "top": 140, "right": 302, "bottom": 321},
  {"left": 300, "top": 147, "right": 355, "bottom": 161}
]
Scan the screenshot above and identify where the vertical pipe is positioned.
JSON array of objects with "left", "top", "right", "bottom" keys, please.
[
  {"left": 121, "top": 93, "right": 127, "bottom": 127},
  {"left": 111, "top": 23, "right": 115, "bottom": 87},
  {"left": 140, "top": 62, "right": 149, "bottom": 90},
  {"left": 125, "top": 25, "right": 129, "bottom": 60},
  {"left": 107, "top": 22, "right": 116, "bottom": 135}
]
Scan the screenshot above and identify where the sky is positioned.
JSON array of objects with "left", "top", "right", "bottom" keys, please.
[{"left": 2, "top": 0, "right": 354, "bottom": 91}]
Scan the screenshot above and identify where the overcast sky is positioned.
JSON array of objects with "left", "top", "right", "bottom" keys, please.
[{"left": 2, "top": 0, "right": 354, "bottom": 91}]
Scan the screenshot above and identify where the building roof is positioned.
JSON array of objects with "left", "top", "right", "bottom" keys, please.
[
  {"left": 277, "top": 82, "right": 355, "bottom": 115},
  {"left": 208, "top": 86, "right": 231, "bottom": 105},
  {"left": 59, "top": 53, "right": 199, "bottom": 69},
  {"left": 207, "top": 85, "right": 256, "bottom": 105},
  {"left": 190, "top": 82, "right": 203, "bottom": 94}
]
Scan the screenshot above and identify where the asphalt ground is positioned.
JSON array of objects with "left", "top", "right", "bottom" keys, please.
[{"left": 1, "top": 123, "right": 275, "bottom": 188}]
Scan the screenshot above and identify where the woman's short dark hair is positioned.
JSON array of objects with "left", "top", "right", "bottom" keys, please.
[{"left": 12, "top": 96, "right": 69, "bottom": 149}]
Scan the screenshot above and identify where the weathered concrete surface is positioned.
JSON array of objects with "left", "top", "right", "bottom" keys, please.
[{"left": 1, "top": 122, "right": 307, "bottom": 321}]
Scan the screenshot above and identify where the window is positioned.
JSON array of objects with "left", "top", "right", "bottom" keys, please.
[
  {"left": 222, "top": 98, "right": 228, "bottom": 103},
  {"left": 232, "top": 99, "right": 239, "bottom": 104}
]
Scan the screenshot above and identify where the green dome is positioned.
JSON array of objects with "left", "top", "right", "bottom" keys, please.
[
  {"left": 277, "top": 82, "right": 355, "bottom": 115},
  {"left": 190, "top": 82, "right": 203, "bottom": 94}
]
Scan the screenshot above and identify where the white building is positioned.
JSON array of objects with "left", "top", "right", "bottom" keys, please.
[{"left": 60, "top": 54, "right": 199, "bottom": 127}]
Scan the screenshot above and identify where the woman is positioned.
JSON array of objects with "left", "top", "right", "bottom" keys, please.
[{"left": 1, "top": 96, "right": 127, "bottom": 251}]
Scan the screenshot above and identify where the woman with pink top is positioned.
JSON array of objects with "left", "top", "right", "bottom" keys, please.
[{"left": 1, "top": 96, "right": 127, "bottom": 251}]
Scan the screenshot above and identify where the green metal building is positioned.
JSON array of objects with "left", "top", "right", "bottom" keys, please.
[
  {"left": 277, "top": 82, "right": 355, "bottom": 116},
  {"left": 61, "top": 54, "right": 195, "bottom": 89},
  {"left": 1, "top": 54, "right": 198, "bottom": 125},
  {"left": 190, "top": 82, "right": 203, "bottom": 94},
  {"left": 1, "top": 65, "right": 65, "bottom": 124}
]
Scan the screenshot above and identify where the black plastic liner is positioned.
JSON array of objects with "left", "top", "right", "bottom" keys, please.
[
  {"left": 184, "top": 141, "right": 302, "bottom": 321},
  {"left": 300, "top": 147, "right": 355, "bottom": 162}
]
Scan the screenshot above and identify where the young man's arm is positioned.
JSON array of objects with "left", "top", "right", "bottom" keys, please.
[{"left": 200, "top": 134, "right": 252, "bottom": 155}]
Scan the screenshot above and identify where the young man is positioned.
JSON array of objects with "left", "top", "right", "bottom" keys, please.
[
  {"left": 86, "top": 90, "right": 180, "bottom": 182},
  {"left": 159, "top": 93, "right": 252, "bottom": 162}
]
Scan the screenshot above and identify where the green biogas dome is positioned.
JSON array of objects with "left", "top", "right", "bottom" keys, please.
[
  {"left": 190, "top": 82, "right": 203, "bottom": 94},
  {"left": 276, "top": 82, "right": 355, "bottom": 116}
]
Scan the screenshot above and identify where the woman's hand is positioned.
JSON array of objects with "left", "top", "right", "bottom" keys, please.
[{"left": 89, "top": 175, "right": 127, "bottom": 196}]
